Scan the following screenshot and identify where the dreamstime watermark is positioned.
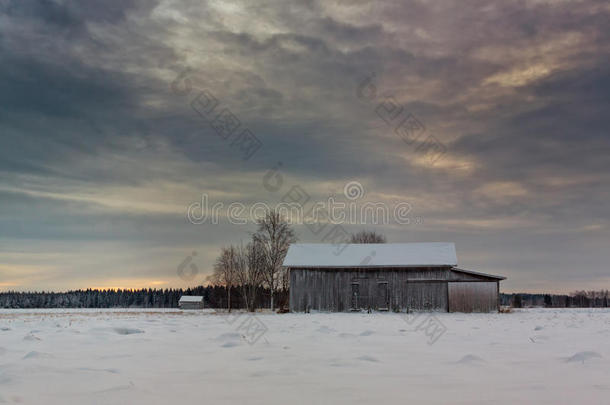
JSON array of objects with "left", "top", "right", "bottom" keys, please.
[
  {"left": 223, "top": 311, "right": 269, "bottom": 345},
  {"left": 258, "top": 162, "right": 352, "bottom": 255},
  {"left": 402, "top": 311, "right": 447, "bottom": 345},
  {"left": 177, "top": 251, "right": 199, "bottom": 281},
  {"left": 171, "top": 69, "right": 263, "bottom": 160},
  {"left": 357, "top": 72, "right": 447, "bottom": 165},
  {"left": 187, "top": 181, "right": 422, "bottom": 226}
]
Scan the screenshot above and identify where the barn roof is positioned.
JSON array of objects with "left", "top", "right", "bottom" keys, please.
[
  {"left": 179, "top": 295, "right": 203, "bottom": 302},
  {"left": 452, "top": 267, "right": 506, "bottom": 280},
  {"left": 283, "top": 243, "right": 458, "bottom": 268}
]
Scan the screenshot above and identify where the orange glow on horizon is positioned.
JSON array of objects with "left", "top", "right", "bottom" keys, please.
[{"left": 85, "top": 279, "right": 171, "bottom": 291}]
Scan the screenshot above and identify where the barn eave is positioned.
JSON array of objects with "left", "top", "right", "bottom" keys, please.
[
  {"left": 451, "top": 267, "right": 506, "bottom": 280},
  {"left": 284, "top": 264, "right": 454, "bottom": 269}
]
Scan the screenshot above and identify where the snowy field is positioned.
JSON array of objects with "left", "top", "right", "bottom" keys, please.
[{"left": 1, "top": 308, "right": 609, "bottom": 404}]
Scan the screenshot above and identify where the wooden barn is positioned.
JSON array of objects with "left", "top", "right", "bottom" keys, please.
[
  {"left": 178, "top": 295, "right": 204, "bottom": 310},
  {"left": 284, "top": 243, "right": 505, "bottom": 313}
]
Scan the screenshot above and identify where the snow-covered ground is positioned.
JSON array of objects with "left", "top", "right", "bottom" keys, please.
[{"left": 1, "top": 308, "right": 609, "bottom": 404}]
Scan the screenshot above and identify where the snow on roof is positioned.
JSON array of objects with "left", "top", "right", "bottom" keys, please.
[
  {"left": 179, "top": 295, "right": 204, "bottom": 302},
  {"left": 283, "top": 243, "right": 458, "bottom": 268}
]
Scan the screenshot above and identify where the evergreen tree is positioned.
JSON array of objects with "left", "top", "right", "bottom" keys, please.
[
  {"left": 543, "top": 294, "right": 552, "bottom": 308},
  {"left": 513, "top": 294, "right": 522, "bottom": 308}
]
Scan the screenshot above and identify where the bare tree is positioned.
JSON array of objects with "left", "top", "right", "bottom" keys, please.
[
  {"left": 209, "top": 246, "right": 239, "bottom": 312},
  {"left": 234, "top": 240, "right": 265, "bottom": 312},
  {"left": 350, "top": 230, "right": 387, "bottom": 243},
  {"left": 254, "top": 209, "right": 297, "bottom": 310}
]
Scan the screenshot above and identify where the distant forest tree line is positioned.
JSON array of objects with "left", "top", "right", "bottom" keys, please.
[
  {"left": 501, "top": 291, "right": 609, "bottom": 308},
  {"left": 0, "top": 285, "right": 287, "bottom": 309}
]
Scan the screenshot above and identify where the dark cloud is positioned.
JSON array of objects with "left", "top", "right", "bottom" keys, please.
[{"left": 1, "top": 0, "right": 145, "bottom": 27}]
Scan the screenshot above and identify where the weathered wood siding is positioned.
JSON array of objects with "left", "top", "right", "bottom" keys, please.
[
  {"left": 179, "top": 302, "right": 204, "bottom": 310},
  {"left": 405, "top": 282, "right": 447, "bottom": 311},
  {"left": 289, "top": 267, "right": 499, "bottom": 312},
  {"left": 448, "top": 282, "right": 498, "bottom": 312}
]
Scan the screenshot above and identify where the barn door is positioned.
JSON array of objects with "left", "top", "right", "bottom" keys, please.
[
  {"left": 376, "top": 281, "right": 389, "bottom": 310},
  {"left": 448, "top": 282, "right": 498, "bottom": 312},
  {"left": 351, "top": 283, "right": 360, "bottom": 310}
]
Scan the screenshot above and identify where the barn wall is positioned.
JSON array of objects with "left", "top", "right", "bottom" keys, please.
[
  {"left": 405, "top": 282, "right": 447, "bottom": 311},
  {"left": 179, "top": 302, "right": 204, "bottom": 310},
  {"left": 448, "top": 282, "right": 498, "bottom": 312},
  {"left": 289, "top": 267, "right": 500, "bottom": 313}
]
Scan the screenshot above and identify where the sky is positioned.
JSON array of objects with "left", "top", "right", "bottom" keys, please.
[{"left": 1, "top": 0, "right": 609, "bottom": 293}]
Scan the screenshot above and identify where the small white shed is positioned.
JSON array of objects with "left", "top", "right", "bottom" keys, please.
[{"left": 179, "top": 295, "right": 204, "bottom": 310}]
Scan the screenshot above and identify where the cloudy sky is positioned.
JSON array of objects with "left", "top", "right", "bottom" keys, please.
[{"left": 1, "top": 0, "right": 609, "bottom": 293}]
